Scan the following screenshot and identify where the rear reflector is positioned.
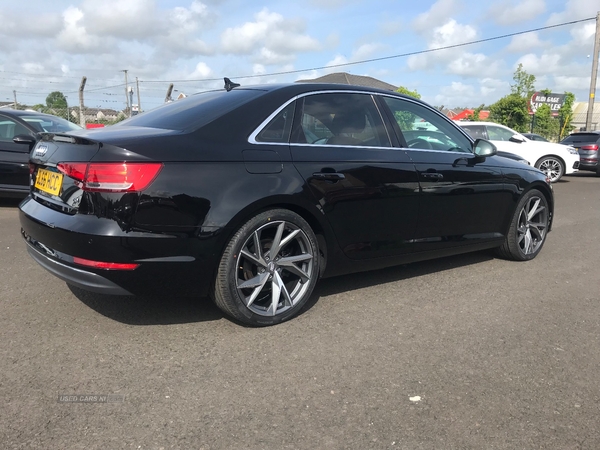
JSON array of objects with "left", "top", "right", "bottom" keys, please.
[
  {"left": 57, "top": 162, "right": 162, "bottom": 192},
  {"left": 73, "top": 257, "right": 139, "bottom": 270}
]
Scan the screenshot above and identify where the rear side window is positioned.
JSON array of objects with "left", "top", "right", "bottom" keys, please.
[
  {"left": 461, "top": 125, "right": 487, "bottom": 140},
  {"left": 255, "top": 102, "right": 295, "bottom": 143},
  {"left": 292, "top": 92, "right": 390, "bottom": 147},
  {"left": 486, "top": 125, "right": 516, "bottom": 141},
  {"left": 118, "top": 89, "right": 263, "bottom": 131}
]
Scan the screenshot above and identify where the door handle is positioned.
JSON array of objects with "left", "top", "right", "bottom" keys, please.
[
  {"left": 312, "top": 172, "right": 345, "bottom": 180},
  {"left": 421, "top": 172, "right": 443, "bottom": 180}
]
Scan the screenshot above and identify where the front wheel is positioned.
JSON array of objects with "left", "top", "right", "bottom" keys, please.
[
  {"left": 535, "top": 156, "right": 564, "bottom": 183},
  {"left": 212, "top": 209, "right": 320, "bottom": 326},
  {"left": 496, "top": 189, "right": 549, "bottom": 261}
]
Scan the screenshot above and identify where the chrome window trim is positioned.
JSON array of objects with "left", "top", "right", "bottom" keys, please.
[{"left": 248, "top": 89, "right": 393, "bottom": 147}]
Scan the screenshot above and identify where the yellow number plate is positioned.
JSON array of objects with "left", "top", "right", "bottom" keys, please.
[{"left": 35, "top": 168, "right": 63, "bottom": 196}]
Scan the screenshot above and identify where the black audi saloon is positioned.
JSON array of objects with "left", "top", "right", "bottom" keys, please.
[{"left": 19, "top": 81, "right": 553, "bottom": 326}]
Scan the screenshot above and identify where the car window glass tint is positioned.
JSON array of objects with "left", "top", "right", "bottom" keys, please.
[
  {"left": 0, "top": 118, "right": 29, "bottom": 141},
  {"left": 561, "top": 133, "right": 600, "bottom": 144},
  {"left": 255, "top": 102, "right": 295, "bottom": 143},
  {"left": 486, "top": 125, "right": 515, "bottom": 141},
  {"left": 119, "top": 89, "right": 263, "bottom": 131},
  {"left": 461, "top": 125, "right": 486, "bottom": 140},
  {"left": 294, "top": 93, "right": 390, "bottom": 147},
  {"left": 383, "top": 97, "right": 472, "bottom": 153}
]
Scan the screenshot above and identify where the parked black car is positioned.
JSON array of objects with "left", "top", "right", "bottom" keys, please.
[
  {"left": 19, "top": 82, "right": 554, "bottom": 326},
  {"left": 0, "top": 109, "right": 81, "bottom": 197},
  {"left": 560, "top": 131, "right": 600, "bottom": 174}
]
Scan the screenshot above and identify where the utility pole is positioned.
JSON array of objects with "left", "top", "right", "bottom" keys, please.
[
  {"left": 165, "top": 83, "right": 174, "bottom": 103},
  {"left": 586, "top": 11, "right": 600, "bottom": 131},
  {"left": 13, "top": 90, "right": 17, "bottom": 108},
  {"left": 121, "top": 69, "right": 130, "bottom": 115},
  {"left": 78, "top": 76, "right": 87, "bottom": 127},
  {"left": 136, "top": 77, "right": 141, "bottom": 114}
]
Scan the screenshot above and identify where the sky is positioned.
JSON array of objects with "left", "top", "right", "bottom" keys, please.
[{"left": 0, "top": 0, "right": 597, "bottom": 112}]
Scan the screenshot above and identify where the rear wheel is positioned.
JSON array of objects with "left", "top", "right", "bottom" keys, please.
[
  {"left": 535, "top": 156, "right": 564, "bottom": 183},
  {"left": 496, "top": 189, "right": 549, "bottom": 261},
  {"left": 212, "top": 209, "right": 319, "bottom": 326}
]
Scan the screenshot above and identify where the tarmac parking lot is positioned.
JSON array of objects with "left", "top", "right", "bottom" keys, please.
[{"left": 1, "top": 172, "right": 600, "bottom": 449}]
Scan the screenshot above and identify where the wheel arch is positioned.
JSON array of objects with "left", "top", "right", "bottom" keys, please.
[
  {"left": 534, "top": 154, "right": 565, "bottom": 169},
  {"left": 218, "top": 196, "right": 337, "bottom": 276}
]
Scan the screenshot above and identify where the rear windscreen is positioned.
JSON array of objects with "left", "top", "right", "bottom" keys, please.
[
  {"left": 115, "top": 89, "right": 263, "bottom": 131},
  {"left": 561, "top": 134, "right": 600, "bottom": 144}
]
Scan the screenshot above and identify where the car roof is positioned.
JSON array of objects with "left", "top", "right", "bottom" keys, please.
[{"left": 0, "top": 109, "right": 60, "bottom": 118}]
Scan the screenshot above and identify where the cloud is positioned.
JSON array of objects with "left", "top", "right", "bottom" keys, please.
[
  {"left": 413, "top": 0, "right": 460, "bottom": 34},
  {"left": 56, "top": 6, "right": 104, "bottom": 53},
  {"left": 506, "top": 33, "right": 547, "bottom": 53},
  {"left": 547, "top": 0, "right": 598, "bottom": 24},
  {"left": 407, "top": 19, "right": 481, "bottom": 74},
  {"left": 220, "top": 8, "right": 320, "bottom": 63},
  {"left": 80, "top": 0, "right": 167, "bottom": 39},
  {"left": 516, "top": 53, "right": 562, "bottom": 76},
  {"left": 488, "top": 0, "right": 546, "bottom": 26}
]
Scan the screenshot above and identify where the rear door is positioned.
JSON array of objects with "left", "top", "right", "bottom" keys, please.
[{"left": 290, "top": 91, "right": 420, "bottom": 260}]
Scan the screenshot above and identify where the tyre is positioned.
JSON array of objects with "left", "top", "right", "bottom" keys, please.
[
  {"left": 212, "top": 209, "right": 320, "bottom": 326},
  {"left": 535, "top": 156, "right": 564, "bottom": 183},
  {"left": 496, "top": 189, "right": 549, "bottom": 261}
]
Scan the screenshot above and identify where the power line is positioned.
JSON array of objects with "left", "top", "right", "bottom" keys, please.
[
  {"left": 3, "top": 15, "right": 596, "bottom": 99},
  {"left": 139, "top": 16, "right": 597, "bottom": 84}
]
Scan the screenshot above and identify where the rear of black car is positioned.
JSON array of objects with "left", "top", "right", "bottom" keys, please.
[
  {"left": 560, "top": 131, "right": 600, "bottom": 174},
  {"left": 19, "top": 131, "right": 217, "bottom": 297},
  {"left": 19, "top": 88, "right": 271, "bottom": 298}
]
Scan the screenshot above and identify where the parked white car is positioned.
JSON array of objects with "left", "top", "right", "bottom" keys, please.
[{"left": 457, "top": 121, "right": 580, "bottom": 182}]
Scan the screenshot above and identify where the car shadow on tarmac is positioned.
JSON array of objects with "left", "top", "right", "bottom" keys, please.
[{"left": 69, "top": 250, "right": 493, "bottom": 327}]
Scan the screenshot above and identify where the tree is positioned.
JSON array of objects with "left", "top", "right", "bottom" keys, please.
[
  {"left": 532, "top": 104, "right": 559, "bottom": 140},
  {"left": 467, "top": 104, "right": 486, "bottom": 121},
  {"left": 488, "top": 65, "right": 536, "bottom": 132},
  {"left": 511, "top": 63, "right": 536, "bottom": 99},
  {"left": 396, "top": 86, "right": 421, "bottom": 99},
  {"left": 46, "top": 91, "right": 68, "bottom": 109},
  {"left": 489, "top": 94, "right": 530, "bottom": 132},
  {"left": 394, "top": 86, "right": 421, "bottom": 130},
  {"left": 558, "top": 92, "right": 575, "bottom": 140}
]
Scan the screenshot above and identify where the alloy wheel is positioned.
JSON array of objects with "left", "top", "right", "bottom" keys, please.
[
  {"left": 538, "top": 158, "right": 563, "bottom": 183},
  {"left": 516, "top": 195, "right": 548, "bottom": 255},
  {"left": 236, "top": 220, "right": 314, "bottom": 317}
]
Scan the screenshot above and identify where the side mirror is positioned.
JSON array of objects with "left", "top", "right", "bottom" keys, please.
[
  {"left": 13, "top": 134, "right": 36, "bottom": 145},
  {"left": 473, "top": 139, "right": 497, "bottom": 157},
  {"left": 509, "top": 134, "right": 525, "bottom": 143}
]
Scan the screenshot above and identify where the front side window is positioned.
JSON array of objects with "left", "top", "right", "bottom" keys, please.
[
  {"left": 383, "top": 97, "right": 472, "bottom": 153},
  {"left": 292, "top": 92, "right": 390, "bottom": 147},
  {"left": 486, "top": 125, "right": 516, "bottom": 141},
  {"left": 0, "top": 118, "right": 29, "bottom": 142}
]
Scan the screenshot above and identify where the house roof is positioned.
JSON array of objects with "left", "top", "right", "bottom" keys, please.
[
  {"left": 296, "top": 72, "right": 398, "bottom": 91},
  {"left": 451, "top": 109, "right": 490, "bottom": 121}
]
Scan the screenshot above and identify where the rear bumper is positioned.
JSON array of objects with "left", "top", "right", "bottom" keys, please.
[
  {"left": 19, "top": 197, "right": 221, "bottom": 297},
  {"left": 25, "top": 240, "right": 132, "bottom": 295}
]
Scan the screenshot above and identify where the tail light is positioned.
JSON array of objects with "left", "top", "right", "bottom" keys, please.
[
  {"left": 57, "top": 162, "right": 162, "bottom": 192},
  {"left": 581, "top": 144, "right": 599, "bottom": 151}
]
